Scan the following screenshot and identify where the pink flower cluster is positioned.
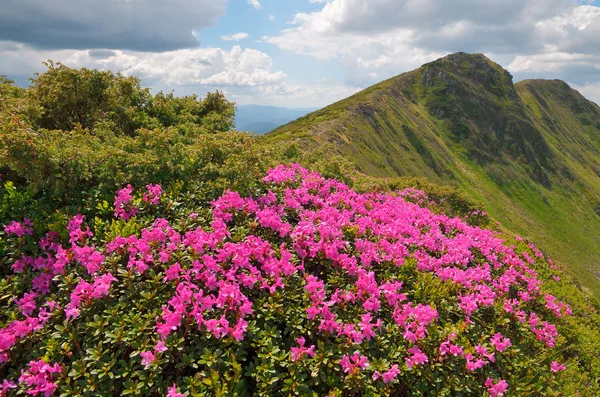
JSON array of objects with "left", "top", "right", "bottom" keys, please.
[
  {"left": 0, "top": 379, "right": 17, "bottom": 396},
  {"left": 1, "top": 164, "right": 573, "bottom": 395},
  {"left": 65, "top": 273, "right": 117, "bottom": 320},
  {"left": 114, "top": 184, "right": 138, "bottom": 220},
  {"left": 545, "top": 294, "right": 572, "bottom": 318},
  {"left": 290, "top": 337, "right": 316, "bottom": 361},
  {"left": 485, "top": 378, "right": 509, "bottom": 397},
  {"left": 103, "top": 216, "right": 293, "bottom": 342},
  {"left": 167, "top": 384, "right": 185, "bottom": 397},
  {"left": 1, "top": 215, "right": 117, "bottom": 365},
  {"left": 4, "top": 219, "right": 33, "bottom": 237},
  {"left": 339, "top": 353, "right": 369, "bottom": 375},
  {"left": 0, "top": 317, "right": 48, "bottom": 364},
  {"left": 405, "top": 346, "right": 429, "bottom": 369},
  {"left": 373, "top": 364, "right": 400, "bottom": 384},
  {"left": 140, "top": 341, "right": 167, "bottom": 368},
  {"left": 550, "top": 361, "right": 566, "bottom": 373},
  {"left": 18, "top": 360, "right": 62, "bottom": 397},
  {"left": 143, "top": 184, "right": 163, "bottom": 205},
  {"left": 490, "top": 333, "right": 512, "bottom": 352}
]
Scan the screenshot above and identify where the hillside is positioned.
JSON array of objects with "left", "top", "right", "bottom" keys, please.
[
  {"left": 267, "top": 53, "right": 600, "bottom": 297},
  {"left": 2, "top": 60, "right": 600, "bottom": 396}
]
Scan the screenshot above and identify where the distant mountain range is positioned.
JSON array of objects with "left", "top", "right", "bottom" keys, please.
[
  {"left": 235, "top": 105, "right": 318, "bottom": 134},
  {"left": 267, "top": 52, "right": 600, "bottom": 296}
]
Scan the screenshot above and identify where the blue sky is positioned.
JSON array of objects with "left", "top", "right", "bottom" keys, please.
[
  {"left": 1, "top": 0, "right": 600, "bottom": 107},
  {"left": 200, "top": 0, "right": 342, "bottom": 86}
]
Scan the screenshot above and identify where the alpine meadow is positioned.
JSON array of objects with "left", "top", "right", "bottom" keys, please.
[{"left": 1, "top": 5, "right": 600, "bottom": 397}]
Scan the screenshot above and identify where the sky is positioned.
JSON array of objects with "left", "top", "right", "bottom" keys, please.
[{"left": 1, "top": 0, "right": 600, "bottom": 108}]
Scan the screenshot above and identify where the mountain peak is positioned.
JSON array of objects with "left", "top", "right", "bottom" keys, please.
[
  {"left": 419, "top": 52, "right": 515, "bottom": 97},
  {"left": 440, "top": 51, "right": 494, "bottom": 63},
  {"left": 266, "top": 52, "right": 600, "bottom": 299}
]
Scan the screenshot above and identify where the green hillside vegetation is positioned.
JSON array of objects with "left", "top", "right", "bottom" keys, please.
[
  {"left": 267, "top": 52, "right": 600, "bottom": 298},
  {"left": 1, "top": 59, "right": 600, "bottom": 396}
]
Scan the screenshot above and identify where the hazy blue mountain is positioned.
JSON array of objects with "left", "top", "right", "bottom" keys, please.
[{"left": 235, "top": 105, "right": 318, "bottom": 134}]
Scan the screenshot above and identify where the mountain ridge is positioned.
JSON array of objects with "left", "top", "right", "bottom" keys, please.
[{"left": 266, "top": 52, "right": 600, "bottom": 296}]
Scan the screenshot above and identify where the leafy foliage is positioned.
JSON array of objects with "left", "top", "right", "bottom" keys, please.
[
  {"left": 0, "top": 64, "right": 236, "bottom": 197},
  {"left": 1, "top": 165, "right": 598, "bottom": 396},
  {"left": 1, "top": 62, "right": 599, "bottom": 396}
]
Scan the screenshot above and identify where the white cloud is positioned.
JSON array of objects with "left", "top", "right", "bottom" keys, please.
[
  {"left": 507, "top": 52, "right": 600, "bottom": 73},
  {"left": 503, "top": 6, "right": 600, "bottom": 86},
  {"left": 357, "top": 55, "right": 393, "bottom": 69},
  {"left": 532, "top": 5, "right": 600, "bottom": 54},
  {"left": 4, "top": 0, "right": 600, "bottom": 107},
  {"left": 264, "top": 0, "right": 600, "bottom": 101},
  {"left": 0, "top": 41, "right": 359, "bottom": 107},
  {"left": 221, "top": 32, "right": 250, "bottom": 41},
  {"left": 266, "top": 0, "right": 561, "bottom": 85},
  {"left": 0, "top": 42, "right": 285, "bottom": 88},
  {"left": 247, "top": 0, "right": 262, "bottom": 9}
]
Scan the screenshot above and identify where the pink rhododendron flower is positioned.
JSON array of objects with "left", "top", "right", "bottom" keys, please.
[
  {"left": 167, "top": 384, "right": 185, "bottom": 397},
  {"left": 0, "top": 164, "right": 579, "bottom": 395},
  {"left": 485, "top": 378, "right": 508, "bottom": 397},
  {"left": 340, "top": 353, "right": 369, "bottom": 374},
  {"left": 114, "top": 184, "right": 138, "bottom": 220},
  {"left": 490, "top": 333, "right": 512, "bottom": 352},
  {"left": 155, "top": 341, "right": 168, "bottom": 353},
  {"left": 381, "top": 364, "right": 400, "bottom": 384},
  {"left": 15, "top": 291, "right": 38, "bottom": 316},
  {"left": 165, "top": 263, "right": 181, "bottom": 282},
  {"left": 0, "top": 379, "right": 16, "bottom": 395},
  {"left": 64, "top": 273, "right": 117, "bottom": 320},
  {"left": 143, "top": 184, "right": 163, "bottom": 205},
  {"left": 550, "top": 361, "right": 566, "bottom": 372},
  {"left": 405, "top": 346, "right": 428, "bottom": 369},
  {"left": 440, "top": 334, "right": 464, "bottom": 357},
  {"left": 4, "top": 219, "right": 33, "bottom": 237},
  {"left": 67, "top": 214, "right": 93, "bottom": 245},
  {"left": 18, "top": 360, "right": 62, "bottom": 397},
  {"left": 290, "top": 337, "right": 316, "bottom": 361},
  {"left": 140, "top": 351, "right": 156, "bottom": 367}
]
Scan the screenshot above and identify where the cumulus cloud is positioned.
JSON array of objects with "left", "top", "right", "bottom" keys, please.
[
  {"left": 270, "top": 0, "right": 568, "bottom": 50},
  {"left": 264, "top": 0, "right": 600, "bottom": 97},
  {"left": 357, "top": 56, "right": 393, "bottom": 69},
  {"left": 4, "top": 0, "right": 600, "bottom": 107},
  {"left": 507, "top": 52, "right": 600, "bottom": 74},
  {"left": 221, "top": 33, "right": 250, "bottom": 41},
  {"left": 2, "top": 39, "right": 360, "bottom": 107},
  {"left": 0, "top": 42, "right": 286, "bottom": 88},
  {"left": 0, "top": 0, "right": 226, "bottom": 51},
  {"left": 248, "top": 0, "right": 262, "bottom": 9},
  {"left": 503, "top": 6, "right": 600, "bottom": 86}
]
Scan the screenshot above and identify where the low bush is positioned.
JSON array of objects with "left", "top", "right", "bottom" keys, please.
[{"left": 1, "top": 165, "right": 596, "bottom": 396}]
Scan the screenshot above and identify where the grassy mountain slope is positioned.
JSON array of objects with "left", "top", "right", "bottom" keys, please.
[{"left": 266, "top": 52, "right": 600, "bottom": 297}]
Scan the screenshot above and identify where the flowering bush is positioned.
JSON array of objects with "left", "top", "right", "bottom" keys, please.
[{"left": 0, "top": 164, "right": 598, "bottom": 396}]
